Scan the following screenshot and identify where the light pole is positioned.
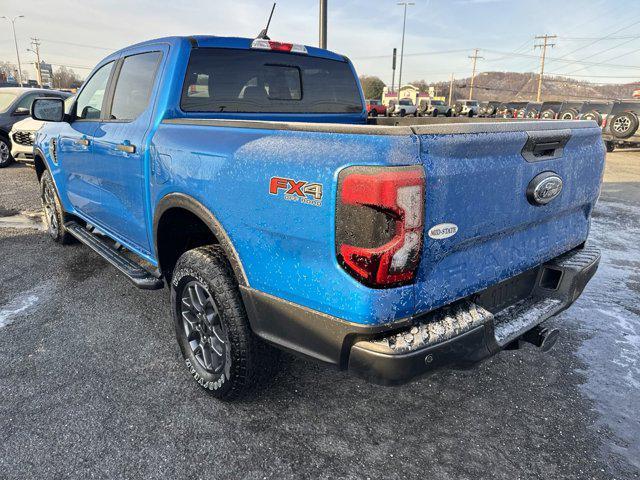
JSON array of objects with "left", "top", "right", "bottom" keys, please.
[
  {"left": 396, "top": 2, "right": 414, "bottom": 96},
  {"left": 319, "top": 0, "right": 327, "bottom": 49},
  {"left": 1, "top": 15, "right": 25, "bottom": 86}
]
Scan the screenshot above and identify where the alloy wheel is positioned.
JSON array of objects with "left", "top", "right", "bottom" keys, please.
[
  {"left": 42, "top": 181, "right": 59, "bottom": 237},
  {"left": 0, "top": 140, "right": 9, "bottom": 162},
  {"left": 180, "top": 280, "right": 230, "bottom": 375},
  {"left": 614, "top": 116, "right": 631, "bottom": 134}
]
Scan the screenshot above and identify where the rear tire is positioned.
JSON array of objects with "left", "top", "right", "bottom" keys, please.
[
  {"left": 540, "top": 109, "right": 556, "bottom": 119},
  {"left": 605, "top": 141, "right": 615, "bottom": 153},
  {"left": 559, "top": 108, "right": 579, "bottom": 120},
  {"left": 400, "top": 109, "right": 406, "bottom": 117},
  {"left": 369, "top": 110, "right": 378, "bottom": 117},
  {"left": 171, "top": 246, "right": 279, "bottom": 400},
  {"left": 0, "top": 135, "right": 14, "bottom": 168},
  {"left": 582, "top": 110, "right": 602, "bottom": 126},
  {"left": 610, "top": 112, "right": 639, "bottom": 139},
  {"left": 40, "top": 170, "right": 74, "bottom": 244}
]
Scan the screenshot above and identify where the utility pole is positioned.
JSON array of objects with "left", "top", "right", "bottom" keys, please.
[
  {"left": 448, "top": 73, "right": 454, "bottom": 106},
  {"left": 396, "top": 2, "right": 414, "bottom": 95},
  {"left": 29, "top": 37, "right": 43, "bottom": 87},
  {"left": 534, "top": 34, "right": 556, "bottom": 102},
  {"left": 1, "top": 15, "right": 25, "bottom": 86},
  {"left": 319, "top": 0, "right": 327, "bottom": 49},
  {"left": 468, "top": 48, "right": 483, "bottom": 100}
]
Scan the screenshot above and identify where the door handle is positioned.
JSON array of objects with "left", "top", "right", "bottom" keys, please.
[
  {"left": 75, "top": 138, "right": 90, "bottom": 146},
  {"left": 116, "top": 143, "right": 136, "bottom": 154}
]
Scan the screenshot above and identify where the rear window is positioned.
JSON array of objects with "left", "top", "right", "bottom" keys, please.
[
  {"left": 181, "top": 48, "right": 363, "bottom": 114},
  {"left": 399, "top": 99, "right": 413, "bottom": 106}
]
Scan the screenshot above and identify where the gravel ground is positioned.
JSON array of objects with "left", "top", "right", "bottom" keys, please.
[{"left": 0, "top": 153, "right": 638, "bottom": 480}]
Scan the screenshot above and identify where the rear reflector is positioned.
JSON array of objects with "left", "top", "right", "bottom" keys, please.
[
  {"left": 336, "top": 166, "right": 425, "bottom": 288},
  {"left": 251, "top": 39, "right": 308, "bottom": 54}
]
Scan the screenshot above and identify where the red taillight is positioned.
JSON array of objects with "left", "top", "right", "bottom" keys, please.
[
  {"left": 336, "top": 166, "right": 425, "bottom": 287},
  {"left": 251, "top": 38, "right": 308, "bottom": 54},
  {"left": 269, "top": 41, "right": 293, "bottom": 52}
]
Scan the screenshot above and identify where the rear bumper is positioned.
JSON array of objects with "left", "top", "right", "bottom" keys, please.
[
  {"left": 241, "top": 245, "right": 600, "bottom": 385},
  {"left": 349, "top": 245, "right": 600, "bottom": 384}
]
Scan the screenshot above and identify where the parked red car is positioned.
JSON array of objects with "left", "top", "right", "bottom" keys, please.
[{"left": 366, "top": 99, "right": 387, "bottom": 117}]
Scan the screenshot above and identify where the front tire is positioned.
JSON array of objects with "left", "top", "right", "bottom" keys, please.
[
  {"left": 0, "top": 135, "right": 14, "bottom": 168},
  {"left": 171, "top": 246, "right": 277, "bottom": 400},
  {"left": 40, "top": 170, "right": 73, "bottom": 244}
]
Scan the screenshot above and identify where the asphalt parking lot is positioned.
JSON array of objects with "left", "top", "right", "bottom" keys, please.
[{"left": 0, "top": 152, "right": 638, "bottom": 480}]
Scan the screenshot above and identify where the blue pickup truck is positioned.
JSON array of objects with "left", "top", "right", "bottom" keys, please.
[{"left": 30, "top": 35, "right": 604, "bottom": 399}]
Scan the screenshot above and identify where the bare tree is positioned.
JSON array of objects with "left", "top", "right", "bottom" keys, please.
[
  {"left": 52, "top": 66, "right": 80, "bottom": 89},
  {"left": 0, "top": 60, "right": 29, "bottom": 83}
]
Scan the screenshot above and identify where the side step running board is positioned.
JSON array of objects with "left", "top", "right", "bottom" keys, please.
[{"left": 65, "top": 221, "right": 164, "bottom": 290}]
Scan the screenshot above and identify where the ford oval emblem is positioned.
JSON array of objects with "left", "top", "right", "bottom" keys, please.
[{"left": 527, "top": 172, "right": 563, "bottom": 206}]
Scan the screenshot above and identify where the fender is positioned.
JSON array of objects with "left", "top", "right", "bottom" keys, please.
[
  {"left": 153, "top": 193, "right": 249, "bottom": 286},
  {"left": 33, "top": 146, "right": 49, "bottom": 179}
]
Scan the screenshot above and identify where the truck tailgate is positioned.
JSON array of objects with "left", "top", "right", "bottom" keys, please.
[{"left": 413, "top": 121, "right": 604, "bottom": 314}]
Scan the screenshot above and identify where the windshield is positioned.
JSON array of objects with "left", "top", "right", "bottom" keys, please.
[
  {"left": 181, "top": 48, "right": 363, "bottom": 114},
  {"left": 0, "top": 92, "right": 18, "bottom": 113},
  {"left": 432, "top": 100, "right": 444, "bottom": 105},
  {"left": 399, "top": 99, "right": 413, "bottom": 105}
]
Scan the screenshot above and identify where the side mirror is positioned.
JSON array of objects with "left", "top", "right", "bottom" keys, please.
[
  {"left": 31, "top": 97, "right": 65, "bottom": 122},
  {"left": 13, "top": 107, "right": 30, "bottom": 116}
]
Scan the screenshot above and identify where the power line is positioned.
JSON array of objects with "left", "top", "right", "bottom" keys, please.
[
  {"left": 352, "top": 48, "right": 468, "bottom": 61},
  {"left": 553, "top": 17, "right": 640, "bottom": 61},
  {"left": 546, "top": 72, "right": 640, "bottom": 79},
  {"left": 38, "top": 38, "right": 117, "bottom": 51},
  {"left": 482, "top": 48, "right": 640, "bottom": 70},
  {"left": 559, "top": 45, "right": 640, "bottom": 77},
  {"left": 560, "top": 35, "right": 640, "bottom": 41},
  {"left": 555, "top": 35, "right": 639, "bottom": 73}
]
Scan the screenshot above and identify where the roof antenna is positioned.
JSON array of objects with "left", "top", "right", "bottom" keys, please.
[{"left": 257, "top": 3, "right": 276, "bottom": 40}]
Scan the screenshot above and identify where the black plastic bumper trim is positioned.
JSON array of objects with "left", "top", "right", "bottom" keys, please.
[{"left": 242, "top": 245, "right": 600, "bottom": 384}]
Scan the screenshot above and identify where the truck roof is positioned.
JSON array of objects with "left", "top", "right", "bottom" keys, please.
[{"left": 112, "top": 35, "right": 346, "bottom": 62}]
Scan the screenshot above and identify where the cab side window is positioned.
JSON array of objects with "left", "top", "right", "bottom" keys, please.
[
  {"left": 75, "top": 61, "right": 114, "bottom": 120},
  {"left": 109, "top": 52, "right": 161, "bottom": 121}
]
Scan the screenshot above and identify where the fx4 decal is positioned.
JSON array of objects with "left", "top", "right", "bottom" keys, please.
[{"left": 269, "top": 177, "right": 323, "bottom": 207}]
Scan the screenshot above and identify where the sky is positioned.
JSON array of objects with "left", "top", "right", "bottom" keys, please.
[{"left": 1, "top": 0, "right": 640, "bottom": 85}]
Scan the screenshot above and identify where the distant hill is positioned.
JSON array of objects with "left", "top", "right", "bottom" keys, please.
[{"left": 422, "top": 71, "right": 638, "bottom": 102}]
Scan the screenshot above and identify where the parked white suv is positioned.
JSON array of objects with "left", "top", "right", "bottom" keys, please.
[
  {"left": 392, "top": 98, "right": 418, "bottom": 117},
  {"left": 9, "top": 117, "right": 43, "bottom": 164},
  {"left": 454, "top": 100, "right": 479, "bottom": 117}
]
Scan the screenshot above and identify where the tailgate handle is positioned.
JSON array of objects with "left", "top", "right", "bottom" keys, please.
[{"left": 521, "top": 130, "right": 571, "bottom": 162}]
